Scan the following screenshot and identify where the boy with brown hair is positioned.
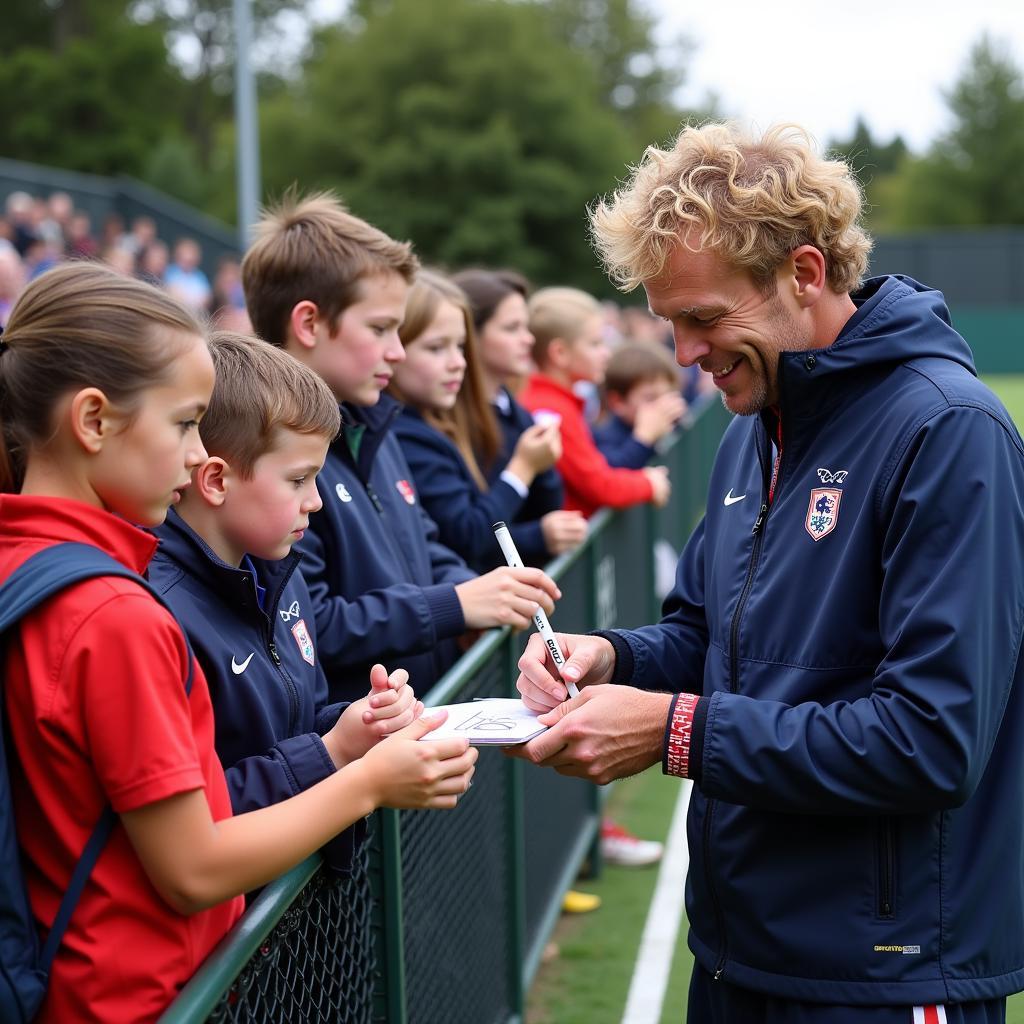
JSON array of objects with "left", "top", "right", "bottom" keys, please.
[
  {"left": 241, "top": 192, "right": 560, "bottom": 701},
  {"left": 149, "top": 331, "right": 424, "bottom": 822},
  {"left": 594, "top": 341, "right": 687, "bottom": 470},
  {"left": 519, "top": 286, "right": 671, "bottom": 518}
]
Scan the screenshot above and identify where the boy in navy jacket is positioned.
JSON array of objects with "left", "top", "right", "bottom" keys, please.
[
  {"left": 150, "top": 332, "right": 422, "bottom": 822},
  {"left": 240, "top": 193, "right": 560, "bottom": 702},
  {"left": 592, "top": 341, "right": 686, "bottom": 469}
]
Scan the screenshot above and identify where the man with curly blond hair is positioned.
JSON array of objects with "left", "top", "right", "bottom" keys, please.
[{"left": 514, "top": 122, "right": 1024, "bottom": 1023}]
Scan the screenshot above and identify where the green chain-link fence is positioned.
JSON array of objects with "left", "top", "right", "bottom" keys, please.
[{"left": 159, "top": 394, "right": 732, "bottom": 1024}]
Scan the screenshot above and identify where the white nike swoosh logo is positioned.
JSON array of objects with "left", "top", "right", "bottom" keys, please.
[
  {"left": 723, "top": 489, "right": 747, "bottom": 506},
  {"left": 231, "top": 653, "right": 255, "bottom": 675}
]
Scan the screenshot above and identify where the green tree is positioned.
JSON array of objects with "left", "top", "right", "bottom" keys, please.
[
  {"left": 826, "top": 117, "right": 910, "bottom": 232},
  {"left": 828, "top": 116, "right": 908, "bottom": 187},
  {"left": 260, "top": 0, "right": 645, "bottom": 291},
  {"left": 0, "top": 0, "right": 129, "bottom": 53},
  {"left": 877, "top": 35, "right": 1024, "bottom": 229},
  {"left": 543, "top": 0, "right": 707, "bottom": 147},
  {"left": 0, "top": 5, "right": 186, "bottom": 177},
  {"left": 130, "top": 0, "right": 309, "bottom": 170}
]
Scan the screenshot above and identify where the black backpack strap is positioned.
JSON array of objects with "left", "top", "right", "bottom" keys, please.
[
  {"left": 1, "top": 542, "right": 195, "bottom": 971},
  {"left": 38, "top": 810, "right": 117, "bottom": 973}
]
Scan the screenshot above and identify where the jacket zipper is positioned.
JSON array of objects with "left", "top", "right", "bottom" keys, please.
[
  {"left": 730, "top": 412, "right": 782, "bottom": 691},
  {"left": 265, "top": 560, "right": 301, "bottom": 737},
  {"left": 341, "top": 410, "right": 423, "bottom": 587},
  {"left": 710, "top": 407, "right": 786, "bottom": 980},
  {"left": 877, "top": 817, "right": 895, "bottom": 918},
  {"left": 365, "top": 482, "right": 385, "bottom": 513},
  {"left": 363, "top": 480, "right": 422, "bottom": 585}
]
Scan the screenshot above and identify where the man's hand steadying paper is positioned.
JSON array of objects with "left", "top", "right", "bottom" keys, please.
[{"left": 505, "top": 684, "right": 673, "bottom": 785}]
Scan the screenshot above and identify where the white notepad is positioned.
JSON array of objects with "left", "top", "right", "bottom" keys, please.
[{"left": 418, "top": 698, "right": 548, "bottom": 746}]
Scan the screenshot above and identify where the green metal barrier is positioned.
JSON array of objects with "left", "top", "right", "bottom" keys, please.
[
  {"left": 159, "top": 394, "right": 732, "bottom": 1024},
  {"left": 951, "top": 306, "right": 1024, "bottom": 374}
]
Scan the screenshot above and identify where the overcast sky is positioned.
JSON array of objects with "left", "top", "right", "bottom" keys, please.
[
  {"left": 304, "top": 1, "right": 1024, "bottom": 154},
  {"left": 653, "top": 0, "right": 1024, "bottom": 152}
]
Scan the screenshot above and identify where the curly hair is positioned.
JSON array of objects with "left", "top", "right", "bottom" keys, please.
[{"left": 589, "top": 122, "right": 872, "bottom": 296}]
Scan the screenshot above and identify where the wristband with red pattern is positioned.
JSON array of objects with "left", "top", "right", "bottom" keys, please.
[{"left": 663, "top": 692, "right": 700, "bottom": 779}]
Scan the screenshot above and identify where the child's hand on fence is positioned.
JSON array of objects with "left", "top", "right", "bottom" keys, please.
[
  {"left": 356, "top": 712, "right": 479, "bottom": 810},
  {"left": 326, "top": 664, "right": 423, "bottom": 766},
  {"left": 540, "top": 510, "right": 588, "bottom": 556},
  {"left": 643, "top": 465, "right": 671, "bottom": 507},
  {"left": 633, "top": 392, "right": 687, "bottom": 445}
]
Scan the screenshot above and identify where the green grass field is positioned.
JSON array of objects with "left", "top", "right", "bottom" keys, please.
[
  {"left": 991, "top": 375, "right": 1024, "bottom": 426},
  {"left": 526, "top": 375, "right": 1024, "bottom": 1023}
]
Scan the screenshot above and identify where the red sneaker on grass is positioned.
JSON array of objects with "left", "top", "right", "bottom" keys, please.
[{"left": 600, "top": 819, "right": 664, "bottom": 867}]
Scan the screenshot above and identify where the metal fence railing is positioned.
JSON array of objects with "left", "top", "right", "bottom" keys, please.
[{"left": 159, "top": 394, "right": 733, "bottom": 1024}]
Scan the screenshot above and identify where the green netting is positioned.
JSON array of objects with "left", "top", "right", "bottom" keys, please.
[
  {"left": 206, "top": 845, "right": 375, "bottom": 1024},
  {"left": 397, "top": 651, "right": 513, "bottom": 1024}
]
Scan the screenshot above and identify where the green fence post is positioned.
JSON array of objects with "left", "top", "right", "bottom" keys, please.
[
  {"left": 505, "top": 635, "right": 527, "bottom": 1022},
  {"left": 584, "top": 533, "right": 606, "bottom": 880},
  {"left": 646, "top": 496, "right": 660, "bottom": 624},
  {"left": 379, "top": 808, "right": 407, "bottom": 1023}
]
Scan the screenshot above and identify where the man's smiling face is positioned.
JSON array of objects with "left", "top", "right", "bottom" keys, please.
[{"left": 644, "top": 233, "right": 814, "bottom": 416}]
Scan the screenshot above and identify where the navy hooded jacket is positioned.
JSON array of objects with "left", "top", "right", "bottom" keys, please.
[
  {"left": 394, "top": 406, "right": 545, "bottom": 573},
  {"left": 295, "top": 396, "right": 475, "bottom": 702},
  {"left": 150, "top": 509, "right": 346, "bottom": 815},
  {"left": 591, "top": 413, "right": 655, "bottom": 469},
  {"left": 604, "top": 276, "right": 1024, "bottom": 1004}
]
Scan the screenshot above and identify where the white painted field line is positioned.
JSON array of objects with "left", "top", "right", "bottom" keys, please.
[{"left": 620, "top": 779, "right": 692, "bottom": 1024}]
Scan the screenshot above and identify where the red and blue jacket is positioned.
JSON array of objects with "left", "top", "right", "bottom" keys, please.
[
  {"left": 604, "top": 276, "right": 1024, "bottom": 1004},
  {"left": 295, "top": 396, "right": 474, "bottom": 702}
]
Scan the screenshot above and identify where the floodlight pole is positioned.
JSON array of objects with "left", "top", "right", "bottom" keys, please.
[{"left": 233, "top": 0, "right": 261, "bottom": 251}]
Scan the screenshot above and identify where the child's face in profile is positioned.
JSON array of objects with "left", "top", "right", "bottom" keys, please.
[
  {"left": 478, "top": 292, "right": 534, "bottom": 383},
  {"left": 391, "top": 299, "right": 467, "bottom": 414},
  {"left": 566, "top": 313, "right": 610, "bottom": 386},
  {"left": 318, "top": 271, "right": 407, "bottom": 406},
  {"left": 219, "top": 428, "right": 328, "bottom": 564},
  {"left": 91, "top": 330, "right": 213, "bottom": 527},
  {"left": 611, "top": 376, "right": 677, "bottom": 427}
]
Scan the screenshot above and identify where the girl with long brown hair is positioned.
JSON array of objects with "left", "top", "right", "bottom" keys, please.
[{"left": 389, "top": 269, "right": 584, "bottom": 571}]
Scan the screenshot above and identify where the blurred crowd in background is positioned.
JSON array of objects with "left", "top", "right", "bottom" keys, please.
[
  {"left": 0, "top": 189, "right": 250, "bottom": 332},
  {"left": 0, "top": 187, "right": 716, "bottom": 408}
]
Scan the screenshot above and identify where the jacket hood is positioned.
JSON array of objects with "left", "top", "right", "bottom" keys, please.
[
  {"left": 783, "top": 275, "right": 976, "bottom": 384},
  {"left": 771, "top": 275, "right": 977, "bottom": 430}
]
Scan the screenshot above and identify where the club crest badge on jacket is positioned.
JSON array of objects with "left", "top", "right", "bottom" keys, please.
[
  {"left": 806, "top": 487, "right": 842, "bottom": 540},
  {"left": 291, "top": 619, "right": 315, "bottom": 665}
]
